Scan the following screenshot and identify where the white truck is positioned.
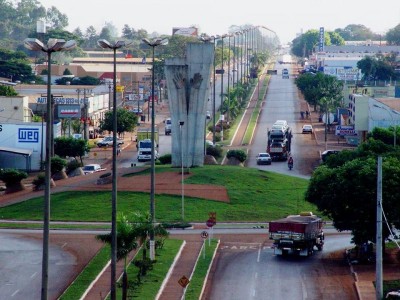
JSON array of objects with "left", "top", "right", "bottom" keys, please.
[{"left": 137, "top": 138, "right": 159, "bottom": 162}]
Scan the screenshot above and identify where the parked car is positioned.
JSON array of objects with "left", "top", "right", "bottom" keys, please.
[
  {"left": 97, "top": 136, "right": 124, "bottom": 147},
  {"left": 321, "top": 150, "right": 340, "bottom": 162},
  {"left": 256, "top": 153, "right": 272, "bottom": 165},
  {"left": 82, "top": 164, "right": 106, "bottom": 175},
  {"left": 130, "top": 108, "right": 143, "bottom": 115},
  {"left": 302, "top": 124, "right": 313, "bottom": 134}
]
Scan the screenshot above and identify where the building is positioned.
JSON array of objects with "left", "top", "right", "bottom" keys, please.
[{"left": 350, "top": 94, "right": 400, "bottom": 142}]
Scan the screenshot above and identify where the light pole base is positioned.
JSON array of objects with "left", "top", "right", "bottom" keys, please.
[{"left": 149, "top": 240, "right": 155, "bottom": 260}]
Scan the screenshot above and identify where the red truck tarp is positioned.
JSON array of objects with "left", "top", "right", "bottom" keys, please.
[{"left": 269, "top": 215, "right": 323, "bottom": 235}]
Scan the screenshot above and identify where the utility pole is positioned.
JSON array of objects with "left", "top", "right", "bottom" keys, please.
[{"left": 376, "top": 156, "right": 383, "bottom": 300}]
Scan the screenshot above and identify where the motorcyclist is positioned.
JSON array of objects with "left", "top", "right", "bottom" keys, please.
[{"left": 288, "top": 156, "right": 294, "bottom": 169}]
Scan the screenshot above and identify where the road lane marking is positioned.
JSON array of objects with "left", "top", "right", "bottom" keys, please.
[
  {"left": 30, "top": 272, "right": 37, "bottom": 278},
  {"left": 61, "top": 242, "right": 67, "bottom": 248},
  {"left": 257, "top": 245, "right": 261, "bottom": 262},
  {"left": 11, "top": 289, "right": 19, "bottom": 297}
]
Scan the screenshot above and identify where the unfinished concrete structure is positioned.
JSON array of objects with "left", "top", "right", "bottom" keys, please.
[{"left": 164, "top": 43, "right": 214, "bottom": 167}]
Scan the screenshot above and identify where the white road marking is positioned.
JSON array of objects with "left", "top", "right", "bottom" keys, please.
[
  {"left": 255, "top": 272, "right": 258, "bottom": 279},
  {"left": 11, "top": 289, "right": 19, "bottom": 297},
  {"left": 61, "top": 242, "right": 67, "bottom": 248},
  {"left": 30, "top": 272, "right": 37, "bottom": 278},
  {"left": 257, "top": 245, "right": 261, "bottom": 262}
]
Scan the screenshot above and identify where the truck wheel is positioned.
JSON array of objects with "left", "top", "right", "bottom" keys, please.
[{"left": 317, "top": 244, "right": 323, "bottom": 251}]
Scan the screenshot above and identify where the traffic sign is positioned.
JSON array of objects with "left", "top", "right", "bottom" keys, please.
[
  {"left": 178, "top": 275, "right": 190, "bottom": 288},
  {"left": 201, "top": 231, "right": 209, "bottom": 239},
  {"left": 206, "top": 218, "right": 215, "bottom": 227}
]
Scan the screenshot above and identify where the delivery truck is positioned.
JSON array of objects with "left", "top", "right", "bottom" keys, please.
[{"left": 269, "top": 212, "right": 324, "bottom": 256}]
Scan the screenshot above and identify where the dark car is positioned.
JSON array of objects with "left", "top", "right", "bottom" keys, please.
[{"left": 321, "top": 150, "right": 340, "bottom": 162}]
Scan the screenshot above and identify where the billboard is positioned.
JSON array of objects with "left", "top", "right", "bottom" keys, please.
[{"left": 172, "top": 27, "right": 198, "bottom": 37}]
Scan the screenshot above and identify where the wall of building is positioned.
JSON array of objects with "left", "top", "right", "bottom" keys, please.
[
  {"left": 0, "top": 123, "right": 45, "bottom": 171},
  {"left": 0, "top": 96, "right": 29, "bottom": 123}
]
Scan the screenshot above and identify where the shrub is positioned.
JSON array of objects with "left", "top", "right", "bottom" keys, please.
[
  {"left": 226, "top": 149, "right": 247, "bottom": 162},
  {"left": 207, "top": 145, "right": 223, "bottom": 158},
  {"left": 51, "top": 157, "right": 67, "bottom": 174},
  {"left": 32, "top": 173, "right": 45, "bottom": 190},
  {"left": 0, "top": 169, "right": 28, "bottom": 185},
  {"left": 66, "top": 159, "right": 82, "bottom": 173},
  {"left": 158, "top": 154, "right": 172, "bottom": 164}
]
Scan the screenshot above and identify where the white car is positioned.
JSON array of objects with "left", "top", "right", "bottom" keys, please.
[
  {"left": 82, "top": 164, "right": 106, "bottom": 175},
  {"left": 97, "top": 136, "right": 124, "bottom": 147},
  {"left": 256, "top": 153, "right": 272, "bottom": 165},
  {"left": 302, "top": 124, "right": 313, "bottom": 134}
]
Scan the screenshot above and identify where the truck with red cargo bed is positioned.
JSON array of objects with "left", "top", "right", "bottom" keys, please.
[{"left": 269, "top": 212, "right": 324, "bottom": 256}]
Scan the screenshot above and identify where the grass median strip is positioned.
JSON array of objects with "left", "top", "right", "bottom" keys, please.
[
  {"left": 185, "top": 239, "right": 219, "bottom": 300},
  {"left": 59, "top": 244, "right": 111, "bottom": 300}
]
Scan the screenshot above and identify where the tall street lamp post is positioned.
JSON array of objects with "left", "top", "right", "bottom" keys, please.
[
  {"left": 97, "top": 39, "right": 126, "bottom": 300},
  {"left": 211, "top": 35, "right": 219, "bottom": 145},
  {"left": 227, "top": 34, "right": 231, "bottom": 124},
  {"left": 142, "top": 37, "right": 168, "bottom": 260},
  {"left": 220, "top": 34, "right": 227, "bottom": 131},
  {"left": 179, "top": 121, "right": 185, "bottom": 220},
  {"left": 24, "top": 38, "right": 76, "bottom": 300}
]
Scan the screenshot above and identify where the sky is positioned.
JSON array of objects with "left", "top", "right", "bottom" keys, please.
[{"left": 39, "top": 0, "right": 400, "bottom": 44}]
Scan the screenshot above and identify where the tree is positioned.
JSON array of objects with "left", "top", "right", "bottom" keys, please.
[
  {"left": 96, "top": 213, "right": 139, "bottom": 300},
  {"left": 386, "top": 23, "right": 400, "bottom": 45},
  {"left": 295, "top": 72, "right": 343, "bottom": 112},
  {"left": 357, "top": 56, "right": 397, "bottom": 81},
  {"left": 306, "top": 154, "right": 400, "bottom": 246},
  {"left": 334, "top": 24, "right": 378, "bottom": 41},
  {"left": 54, "top": 136, "right": 89, "bottom": 164},
  {"left": 45, "top": 6, "right": 68, "bottom": 29},
  {"left": 0, "top": 85, "right": 18, "bottom": 96},
  {"left": 306, "top": 138, "right": 400, "bottom": 247},
  {"left": 100, "top": 108, "right": 137, "bottom": 136}
]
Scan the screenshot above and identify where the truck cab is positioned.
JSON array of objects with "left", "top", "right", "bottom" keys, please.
[
  {"left": 282, "top": 69, "right": 289, "bottom": 79},
  {"left": 137, "top": 139, "right": 159, "bottom": 162}
]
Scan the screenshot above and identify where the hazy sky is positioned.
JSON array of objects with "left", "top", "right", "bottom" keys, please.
[{"left": 39, "top": 0, "right": 400, "bottom": 44}]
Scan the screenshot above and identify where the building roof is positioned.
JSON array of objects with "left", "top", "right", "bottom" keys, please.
[
  {"left": 0, "top": 146, "right": 32, "bottom": 156},
  {"left": 376, "top": 98, "right": 400, "bottom": 112},
  {"left": 324, "top": 45, "right": 400, "bottom": 54},
  {"left": 69, "top": 63, "right": 151, "bottom": 73},
  {"left": 72, "top": 57, "right": 153, "bottom": 64}
]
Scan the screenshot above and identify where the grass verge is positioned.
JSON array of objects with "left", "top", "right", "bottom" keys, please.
[
  {"left": 185, "top": 239, "right": 219, "bottom": 300},
  {"left": 0, "top": 166, "right": 315, "bottom": 223},
  {"left": 116, "top": 239, "right": 183, "bottom": 299},
  {"left": 59, "top": 245, "right": 110, "bottom": 300}
]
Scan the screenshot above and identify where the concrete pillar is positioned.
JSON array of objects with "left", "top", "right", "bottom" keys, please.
[{"left": 165, "top": 43, "right": 214, "bottom": 167}]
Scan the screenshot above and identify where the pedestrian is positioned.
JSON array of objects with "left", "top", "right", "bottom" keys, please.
[
  {"left": 305, "top": 110, "right": 309, "bottom": 119},
  {"left": 117, "top": 145, "right": 121, "bottom": 156}
]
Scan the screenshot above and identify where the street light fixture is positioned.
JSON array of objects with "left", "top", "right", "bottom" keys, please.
[
  {"left": 97, "top": 39, "right": 126, "bottom": 300},
  {"left": 142, "top": 37, "right": 168, "bottom": 261},
  {"left": 24, "top": 37, "right": 76, "bottom": 300}
]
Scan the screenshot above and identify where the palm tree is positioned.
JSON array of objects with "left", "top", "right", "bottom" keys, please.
[{"left": 96, "top": 213, "right": 138, "bottom": 300}]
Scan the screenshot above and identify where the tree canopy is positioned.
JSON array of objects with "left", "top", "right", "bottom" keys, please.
[
  {"left": 100, "top": 108, "right": 137, "bottom": 135},
  {"left": 295, "top": 72, "right": 343, "bottom": 111},
  {"left": 357, "top": 56, "right": 398, "bottom": 81},
  {"left": 306, "top": 134, "right": 400, "bottom": 246}
]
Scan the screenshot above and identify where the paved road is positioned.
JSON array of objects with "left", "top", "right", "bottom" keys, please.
[
  {"left": 0, "top": 233, "right": 76, "bottom": 300},
  {"left": 206, "top": 57, "right": 357, "bottom": 299}
]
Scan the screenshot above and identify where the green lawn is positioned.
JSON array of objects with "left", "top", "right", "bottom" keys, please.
[{"left": 0, "top": 165, "right": 316, "bottom": 223}]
